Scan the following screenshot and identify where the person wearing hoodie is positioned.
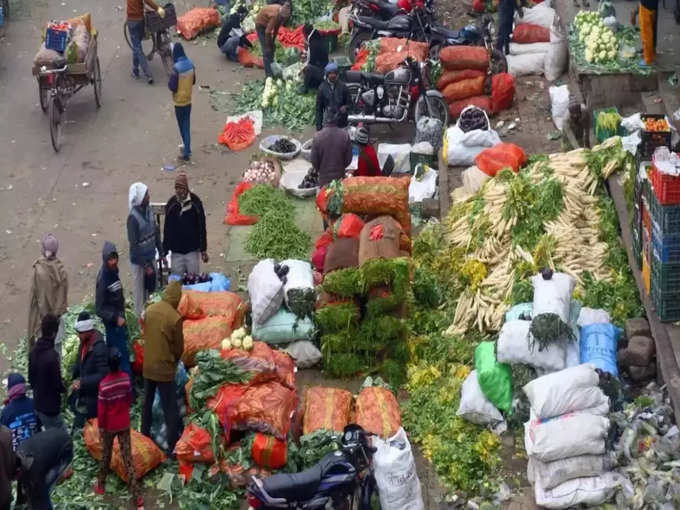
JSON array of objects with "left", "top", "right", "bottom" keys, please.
[
  {"left": 95, "top": 242, "right": 133, "bottom": 380},
  {"left": 70, "top": 312, "right": 109, "bottom": 422},
  {"left": 141, "top": 280, "right": 183, "bottom": 454},
  {"left": 127, "top": 183, "right": 163, "bottom": 319},
  {"left": 168, "top": 43, "right": 196, "bottom": 162},
  {"left": 0, "top": 374, "right": 41, "bottom": 449},
  {"left": 28, "top": 315, "right": 66, "bottom": 431},
  {"left": 27, "top": 233, "right": 68, "bottom": 361}
]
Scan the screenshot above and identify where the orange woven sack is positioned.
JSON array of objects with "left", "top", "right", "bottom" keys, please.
[
  {"left": 440, "top": 46, "right": 489, "bottom": 71},
  {"left": 491, "top": 73, "right": 515, "bottom": 113},
  {"left": 334, "top": 213, "right": 365, "bottom": 239},
  {"left": 181, "top": 290, "right": 244, "bottom": 326},
  {"left": 207, "top": 384, "right": 248, "bottom": 429},
  {"left": 474, "top": 144, "right": 525, "bottom": 177},
  {"left": 237, "top": 46, "right": 264, "bottom": 68},
  {"left": 83, "top": 419, "right": 166, "bottom": 482},
  {"left": 436, "top": 69, "right": 485, "bottom": 91},
  {"left": 442, "top": 76, "right": 486, "bottom": 104},
  {"left": 512, "top": 23, "right": 550, "bottom": 43},
  {"left": 271, "top": 349, "right": 296, "bottom": 390},
  {"left": 224, "top": 181, "right": 258, "bottom": 226},
  {"left": 177, "top": 7, "right": 220, "bottom": 40},
  {"left": 175, "top": 423, "right": 215, "bottom": 465},
  {"left": 232, "top": 381, "right": 298, "bottom": 439},
  {"left": 495, "top": 142, "right": 527, "bottom": 165},
  {"left": 177, "top": 293, "right": 205, "bottom": 320},
  {"left": 182, "top": 316, "right": 233, "bottom": 367},
  {"left": 448, "top": 96, "right": 492, "bottom": 119},
  {"left": 302, "top": 386, "right": 353, "bottom": 435},
  {"left": 354, "top": 387, "right": 402, "bottom": 438},
  {"left": 252, "top": 433, "right": 288, "bottom": 469}
]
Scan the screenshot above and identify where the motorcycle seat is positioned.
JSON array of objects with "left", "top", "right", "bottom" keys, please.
[
  {"left": 345, "top": 70, "right": 384, "bottom": 85},
  {"left": 376, "top": 0, "right": 405, "bottom": 16},
  {"left": 357, "top": 15, "right": 390, "bottom": 30},
  {"left": 262, "top": 465, "right": 323, "bottom": 501},
  {"left": 429, "top": 25, "right": 462, "bottom": 39}
]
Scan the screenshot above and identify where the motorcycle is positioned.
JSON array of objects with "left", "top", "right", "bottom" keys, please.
[
  {"left": 344, "top": 57, "right": 449, "bottom": 127},
  {"left": 246, "top": 425, "right": 376, "bottom": 510},
  {"left": 350, "top": 0, "right": 407, "bottom": 21}
]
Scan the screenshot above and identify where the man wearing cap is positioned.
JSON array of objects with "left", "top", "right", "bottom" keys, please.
[
  {"left": 255, "top": 0, "right": 292, "bottom": 77},
  {"left": 315, "top": 62, "right": 350, "bottom": 131},
  {"left": 70, "top": 312, "right": 108, "bottom": 422},
  {"left": 27, "top": 233, "right": 68, "bottom": 360},
  {"left": 163, "top": 173, "right": 208, "bottom": 277}
]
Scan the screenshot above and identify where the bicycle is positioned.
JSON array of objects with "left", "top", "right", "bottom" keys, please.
[{"left": 123, "top": 3, "right": 177, "bottom": 76}]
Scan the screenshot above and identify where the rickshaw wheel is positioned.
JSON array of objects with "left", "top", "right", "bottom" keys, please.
[
  {"left": 93, "top": 57, "right": 102, "bottom": 107},
  {"left": 49, "top": 95, "right": 63, "bottom": 152}
]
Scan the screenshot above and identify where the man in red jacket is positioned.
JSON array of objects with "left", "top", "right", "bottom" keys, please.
[{"left": 94, "top": 349, "right": 141, "bottom": 509}]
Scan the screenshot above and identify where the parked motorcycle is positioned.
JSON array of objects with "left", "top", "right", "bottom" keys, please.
[
  {"left": 344, "top": 57, "right": 449, "bottom": 127},
  {"left": 246, "top": 425, "right": 376, "bottom": 510},
  {"left": 351, "top": 0, "right": 407, "bottom": 21}
]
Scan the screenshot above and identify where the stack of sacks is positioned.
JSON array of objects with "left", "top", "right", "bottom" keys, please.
[
  {"left": 523, "top": 365, "right": 626, "bottom": 508},
  {"left": 312, "top": 213, "right": 364, "bottom": 275},
  {"left": 352, "top": 37, "right": 428, "bottom": 74},
  {"left": 507, "top": 2, "right": 556, "bottom": 76}
]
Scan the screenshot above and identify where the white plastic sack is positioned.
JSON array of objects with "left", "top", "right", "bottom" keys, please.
[
  {"left": 516, "top": 2, "right": 555, "bottom": 28},
  {"left": 497, "top": 320, "right": 566, "bottom": 372},
  {"left": 457, "top": 370, "right": 504, "bottom": 425},
  {"left": 544, "top": 17, "right": 568, "bottom": 82},
  {"left": 507, "top": 52, "right": 546, "bottom": 77},
  {"left": 621, "top": 112, "right": 644, "bottom": 132},
  {"left": 534, "top": 472, "right": 626, "bottom": 509},
  {"left": 549, "top": 85, "right": 570, "bottom": 131},
  {"left": 524, "top": 412, "right": 609, "bottom": 462},
  {"left": 577, "top": 307, "right": 611, "bottom": 327},
  {"left": 280, "top": 259, "right": 314, "bottom": 307},
  {"left": 378, "top": 143, "right": 411, "bottom": 174},
  {"left": 248, "top": 259, "right": 285, "bottom": 326},
  {"left": 461, "top": 165, "right": 490, "bottom": 194},
  {"left": 446, "top": 125, "right": 501, "bottom": 166},
  {"left": 373, "top": 428, "right": 424, "bottom": 510},
  {"left": 283, "top": 340, "right": 322, "bottom": 368},
  {"left": 226, "top": 110, "right": 263, "bottom": 136},
  {"left": 531, "top": 271, "right": 574, "bottom": 323},
  {"left": 523, "top": 364, "right": 608, "bottom": 419},
  {"left": 409, "top": 168, "right": 438, "bottom": 203},
  {"left": 565, "top": 339, "right": 580, "bottom": 368},
  {"left": 529, "top": 454, "right": 609, "bottom": 490},
  {"left": 622, "top": 131, "right": 641, "bottom": 156},
  {"left": 509, "top": 42, "right": 551, "bottom": 55}
]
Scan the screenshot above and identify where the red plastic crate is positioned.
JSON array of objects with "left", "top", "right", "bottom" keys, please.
[{"left": 650, "top": 161, "right": 680, "bottom": 205}]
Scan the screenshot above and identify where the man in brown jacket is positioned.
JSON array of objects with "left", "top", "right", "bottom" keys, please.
[
  {"left": 127, "top": 0, "right": 165, "bottom": 83},
  {"left": 255, "top": 1, "right": 292, "bottom": 77},
  {"left": 27, "top": 234, "right": 68, "bottom": 360},
  {"left": 140, "top": 280, "right": 183, "bottom": 454}
]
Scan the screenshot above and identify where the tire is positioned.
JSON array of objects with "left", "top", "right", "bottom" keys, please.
[
  {"left": 490, "top": 47, "right": 508, "bottom": 74},
  {"left": 49, "top": 95, "right": 63, "bottom": 153},
  {"left": 38, "top": 80, "right": 48, "bottom": 113},
  {"left": 93, "top": 57, "right": 102, "bottom": 107},
  {"left": 123, "top": 21, "right": 156, "bottom": 60},
  {"left": 158, "top": 31, "right": 174, "bottom": 76},
  {"left": 347, "top": 30, "right": 373, "bottom": 64},
  {"left": 415, "top": 94, "right": 449, "bottom": 126}
]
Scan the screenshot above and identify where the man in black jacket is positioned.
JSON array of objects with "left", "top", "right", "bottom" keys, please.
[
  {"left": 28, "top": 315, "right": 66, "bottom": 431},
  {"left": 95, "top": 242, "right": 133, "bottom": 381},
  {"left": 70, "top": 312, "right": 108, "bottom": 423},
  {"left": 163, "top": 172, "right": 208, "bottom": 277},
  {"left": 301, "top": 24, "right": 329, "bottom": 92},
  {"left": 315, "top": 62, "right": 350, "bottom": 131}
]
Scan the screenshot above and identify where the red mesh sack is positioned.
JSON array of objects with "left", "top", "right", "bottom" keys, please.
[
  {"left": 221, "top": 341, "right": 277, "bottom": 375},
  {"left": 225, "top": 181, "right": 258, "bottom": 226},
  {"left": 271, "top": 349, "right": 296, "bottom": 390},
  {"left": 354, "top": 387, "right": 402, "bottom": 438},
  {"left": 440, "top": 46, "right": 489, "bottom": 71},
  {"left": 302, "top": 386, "right": 353, "bottom": 435},
  {"left": 352, "top": 48, "right": 369, "bottom": 70},
  {"left": 436, "top": 69, "right": 485, "bottom": 91},
  {"left": 232, "top": 381, "right": 298, "bottom": 439},
  {"left": 496, "top": 142, "right": 527, "bottom": 165},
  {"left": 277, "top": 26, "right": 305, "bottom": 50},
  {"left": 315, "top": 231, "right": 334, "bottom": 249},
  {"left": 312, "top": 245, "right": 328, "bottom": 273},
  {"left": 442, "top": 76, "right": 486, "bottom": 103},
  {"left": 448, "top": 96, "right": 492, "bottom": 119},
  {"left": 491, "top": 73, "right": 515, "bottom": 113},
  {"left": 175, "top": 423, "right": 215, "bottom": 465},
  {"left": 182, "top": 316, "right": 234, "bottom": 367},
  {"left": 474, "top": 143, "right": 526, "bottom": 176},
  {"left": 132, "top": 340, "right": 144, "bottom": 375},
  {"left": 334, "top": 213, "right": 365, "bottom": 239},
  {"left": 237, "top": 47, "right": 264, "bottom": 68},
  {"left": 180, "top": 291, "right": 244, "bottom": 325},
  {"left": 252, "top": 433, "right": 288, "bottom": 469},
  {"left": 177, "top": 7, "right": 220, "bottom": 40},
  {"left": 207, "top": 384, "right": 248, "bottom": 435},
  {"left": 512, "top": 23, "right": 550, "bottom": 43}
]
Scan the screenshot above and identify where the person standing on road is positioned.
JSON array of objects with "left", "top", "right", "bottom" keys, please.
[
  {"left": 255, "top": 1, "right": 292, "bottom": 77},
  {"left": 168, "top": 43, "right": 196, "bottom": 162},
  {"left": 141, "top": 280, "right": 183, "bottom": 456},
  {"left": 28, "top": 315, "right": 66, "bottom": 431},
  {"left": 496, "top": 0, "right": 517, "bottom": 55},
  {"left": 163, "top": 172, "right": 208, "bottom": 276},
  {"left": 311, "top": 109, "right": 353, "bottom": 188},
  {"left": 94, "top": 348, "right": 141, "bottom": 508},
  {"left": 96, "top": 242, "right": 134, "bottom": 381},
  {"left": 127, "top": 0, "right": 166, "bottom": 84},
  {"left": 1, "top": 373, "right": 41, "bottom": 449},
  {"left": 632, "top": 0, "right": 658, "bottom": 66},
  {"left": 315, "top": 62, "right": 350, "bottom": 131},
  {"left": 127, "top": 182, "right": 163, "bottom": 319},
  {"left": 70, "top": 312, "right": 109, "bottom": 422},
  {"left": 27, "top": 233, "right": 68, "bottom": 362}
]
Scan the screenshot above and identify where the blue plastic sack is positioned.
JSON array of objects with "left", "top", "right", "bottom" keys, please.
[
  {"left": 150, "top": 362, "right": 188, "bottom": 451},
  {"left": 505, "top": 302, "right": 533, "bottom": 322},
  {"left": 579, "top": 323, "right": 622, "bottom": 377},
  {"left": 178, "top": 272, "right": 231, "bottom": 292}
]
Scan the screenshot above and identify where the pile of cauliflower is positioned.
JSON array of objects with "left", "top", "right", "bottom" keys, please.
[
  {"left": 222, "top": 327, "right": 253, "bottom": 351},
  {"left": 261, "top": 77, "right": 280, "bottom": 109},
  {"left": 575, "top": 11, "right": 619, "bottom": 65}
]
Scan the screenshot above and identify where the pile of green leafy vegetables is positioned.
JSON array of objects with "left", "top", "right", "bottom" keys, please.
[
  {"left": 246, "top": 209, "right": 312, "bottom": 260},
  {"left": 235, "top": 79, "right": 316, "bottom": 131},
  {"left": 239, "top": 184, "right": 294, "bottom": 217}
]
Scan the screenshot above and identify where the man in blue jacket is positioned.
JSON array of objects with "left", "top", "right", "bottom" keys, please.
[
  {"left": 168, "top": 43, "right": 196, "bottom": 162},
  {"left": 0, "top": 374, "right": 40, "bottom": 449}
]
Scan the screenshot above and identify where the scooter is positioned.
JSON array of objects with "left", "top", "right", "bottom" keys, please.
[{"left": 246, "top": 425, "right": 375, "bottom": 510}]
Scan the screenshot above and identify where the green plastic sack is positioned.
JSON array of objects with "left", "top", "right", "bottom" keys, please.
[
  {"left": 251, "top": 306, "right": 315, "bottom": 345},
  {"left": 66, "top": 41, "right": 79, "bottom": 64},
  {"left": 474, "top": 342, "right": 512, "bottom": 413}
]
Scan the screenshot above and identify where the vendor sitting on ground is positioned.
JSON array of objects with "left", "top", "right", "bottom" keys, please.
[
  {"left": 217, "top": 6, "right": 253, "bottom": 61},
  {"left": 311, "top": 109, "right": 353, "bottom": 188},
  {"left": 352, "top": 125, "right": 381, "bottom": 177},
  {"left": 300, "top": 23, "right": 329, "bottom": 93}
]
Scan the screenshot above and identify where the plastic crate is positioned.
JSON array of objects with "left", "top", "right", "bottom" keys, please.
[
  {"left": 642, "top": 253, "right": 651, "bottom": 296},
  {"left": 594, "top": 107, "right": 625, "bottom": 142},
  {"left": 145, "top": 3, "right": 176, "bottom": 33},
  {"left": 640, "top": 114, "right": 672, "bottom": 159},
  {"left": 652, "top": 224, "right": 680, "bottom": 262},
  {"left": 45, "top": 27, "right": 69, "bottom": 52},
  {"left": 651, "top": 250, "right": 680, "bottom": 292},
  {"left": 642, "top": 226, "right": 652, "bottom": 261},
  {"left": 633, "top": 226, "right": 642, "bottom": 269},
  {"left": 651, "top": 285, "right": 680, "bottom": 322},
  {"left": 641, "top": 197, "right": 652, "bottom": 237},
  {"left": 650, "top": 161, "right": 680, "bottom": 205},
  {"left": 648, "top": 190, "right": 680, "bottom": 233}
]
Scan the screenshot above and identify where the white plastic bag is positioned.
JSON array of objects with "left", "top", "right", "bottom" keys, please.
[
  {"left": 621, "top": 112, "right": 644, "bottom": 132},
  {"left": 529, "top": 454, "right": 609, "bottom": 490},
  {"left": 577, "top": 307, "right": 611, "bottom": 327},
  {"left": 378, "top": 143, "right": 411, "bottom": 174},
  {"left": 280, "top": 259, "right": 314, "bottom": 307},
  {"left": 534, "top": 472, "right": 626, "bottom": 509},
  {"left": 248, "top": 259, "right": 285, "bottom": 326},
  {"left": 461, "top": 165, "right": 490, "bottom": 194},
  {"left": 516, "top": 2, "right": 555, "bottom": 28},
  {"left": 531, "top": 271, "right": 574, "bottom": 323},
  {"left": 446, "top": 125, "right": 501, "bottom": 166},
  {"left": 622, "top": 131, "right": 641, "bottom": 156},
  {"left": 549, "top": 85, "right": 570, "bottom": 131},
  {"left": 565, "top": 339, "right": 580, "bottom": 368},
  {"left": 283, "top": 340, "right": 322, "bottom": 368},
  {"left": 544, "top": 17, "right": 568, "bottom": 82},
  {"left": 497, "top": 320, "right": 566, "bottom": 372},
  {"left": 524, "top": 412, "right": 609, "bottom": 462},
  {"left": 373, "top": 428, "right": 424, "bottom": 510},
  {"left": 457, "top": 370, "right": 504, "bottom": 425},
  {"left": 507, "top": 52, "right": 547, "bottom": 76},
  {"left": 409, "top": 168, "right": 438, "bottom": 203},
  {"left": 523, "top": 364, "right": 608, "bottom": 419},
  {"left": 509, "top": 42, "right": 551, "bottom": 55}
]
